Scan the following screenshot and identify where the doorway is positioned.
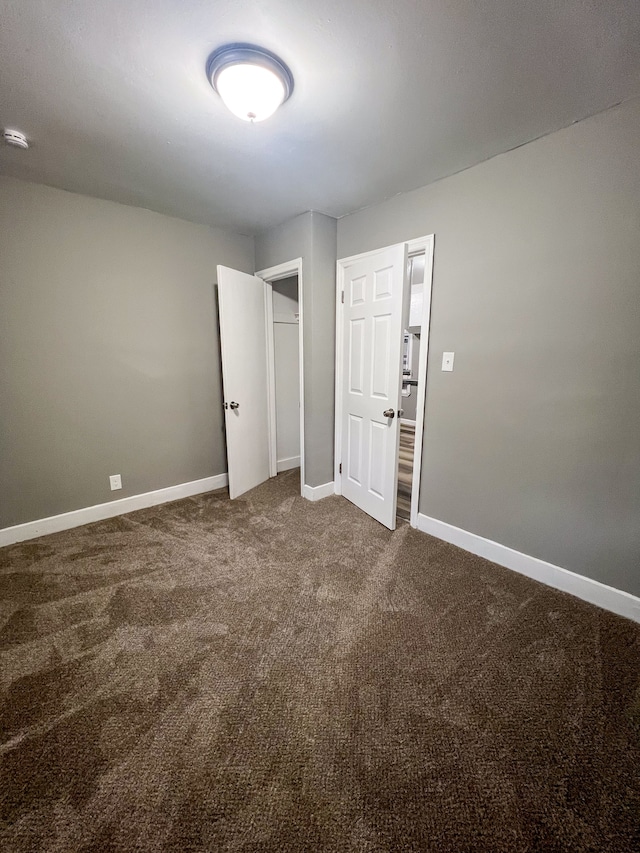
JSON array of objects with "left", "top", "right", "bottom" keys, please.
[
  {"left": 396, "top": 251, "right": 426, "bottom": 521},
  {"left": 258, "top": 259, "right": 306, "bottom": 497},
  {"left": 269, "top": 276, "right": 300, "bottom": 478},
  {"left": 217, "top": 259, "right": 305, "bottom": 500},
  {"left": 334, "top": 236, "right": 434, "bottom": 530}
]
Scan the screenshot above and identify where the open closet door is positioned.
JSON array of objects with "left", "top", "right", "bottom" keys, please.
[
  {"left": 217, "top": 265, "right": 270, "bottom": 498},
  {"left": 339, "top": 244, "right": 408, "bottom": 529}
]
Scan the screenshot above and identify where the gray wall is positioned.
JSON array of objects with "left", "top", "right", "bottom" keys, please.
[
  {"left": 255, "top": 214, "right": 313, "bottom": 273},
  {"left": 256, "top": 212, "right": 337, "bottom": 487},
  {"left": 0, "top": 176, "right": 254, "bottom": 528},
  {"left": 338, "top": 98, "right": 640, "bottom": 597}
]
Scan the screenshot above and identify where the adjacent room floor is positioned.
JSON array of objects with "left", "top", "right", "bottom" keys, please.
[
  {"left": 396, "top": 421, "right": 415, "bottom": 521},
  {"left": 1, "top": 469, "right": 639, "bottom": 852}
]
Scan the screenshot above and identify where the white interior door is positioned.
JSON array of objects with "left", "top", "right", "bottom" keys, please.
[
  {"left": 339, "top": 244, "right": 408, "bottom": 529},
  {"left": 217, "top": 265, "right": 270, "bottom": 499}
]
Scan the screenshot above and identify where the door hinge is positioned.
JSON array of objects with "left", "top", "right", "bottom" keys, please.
[
  {"left": 341, "top": 291, "right": 344, "bottom": 304},
  {"left": 339, "top": 463, "right": 342, "bottom": 474}
]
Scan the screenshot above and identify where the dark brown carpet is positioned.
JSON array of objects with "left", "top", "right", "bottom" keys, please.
[{"left": 1, "top": 469, "right": 639, "bottom": 852}]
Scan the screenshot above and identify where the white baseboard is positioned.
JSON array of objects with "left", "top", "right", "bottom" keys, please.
[
  {"left": 416, "top": 513, "right": 640, "bottom": 624},
  {"left": 0, "top": 474, "right": 229, "bottom": 547},
  {"left": 277, "top": 455, "right": 301, "bottom": 473},
  {"left": 302, "top": 481, "right": 335, "bottom": 502}
]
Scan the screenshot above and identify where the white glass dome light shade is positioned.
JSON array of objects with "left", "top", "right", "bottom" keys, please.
[
  {"left": 207, "top": 45, "right": 294, "bottom": 123},
  {"left": 216, "top": 63, "right": 285, "bottom": 122}
]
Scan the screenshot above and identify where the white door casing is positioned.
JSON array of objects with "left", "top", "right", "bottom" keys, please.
[
  {"left": 217, "top": 265, "right": 270, "bottom": 499},
  {"left": 337, "top": 244, "right": 408, "bottom": 529}
]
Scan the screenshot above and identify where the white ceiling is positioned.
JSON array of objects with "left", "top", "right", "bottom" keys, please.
[{"left": 1, "top": 0, "right": 639, "bottom": 234}]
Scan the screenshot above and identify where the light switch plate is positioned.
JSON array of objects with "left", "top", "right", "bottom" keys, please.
[{"left": 442, "top": 352, "right": 455, "bottom": 372}]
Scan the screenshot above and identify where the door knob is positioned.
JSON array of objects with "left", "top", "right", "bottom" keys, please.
[
  {"left": 383, "top": 408, "right": 395, "bottom": 418},
  {"left": 229, "top": 401, "right": 239, "bottom": 410}
]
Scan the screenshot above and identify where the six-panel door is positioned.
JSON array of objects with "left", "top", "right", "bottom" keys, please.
[
  {"left": 340, "top": 245, "right": 407, "bottom": 529},
  {"left": 217, "top": 265, "right": 271, "bottom": 499}
]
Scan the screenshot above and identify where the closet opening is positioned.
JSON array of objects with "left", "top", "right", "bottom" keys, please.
[
  {"left": 259, "top": 258, "right": 305, "bottom": 497},
  {"left": 397, "top": 251, "right": 426, "bottom": 522},
  {"left": 270, "top": 275, "right": 300, "bottom": 487}
]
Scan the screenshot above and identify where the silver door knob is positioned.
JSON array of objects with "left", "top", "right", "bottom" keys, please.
[
  {"left": 229, "top": 401, "right": 239, "bottom": 410},
  {"left": 383, "top": 408, "right": 395, "bottom": 418}
]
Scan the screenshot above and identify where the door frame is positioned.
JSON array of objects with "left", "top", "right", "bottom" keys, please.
[
  {"left": 334, "top": 235, "right": 434, "bottom": 528},
  {"left": 256, "top": 258, "right": 305, "bottom": 497}
]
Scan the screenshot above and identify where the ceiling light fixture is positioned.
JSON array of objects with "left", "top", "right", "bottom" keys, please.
[
  {"left": 3, "top": 128, "right": 29, "bottom": 149},
  {"left": 206, "top": 44, "right": 293, "bottom": 123}
]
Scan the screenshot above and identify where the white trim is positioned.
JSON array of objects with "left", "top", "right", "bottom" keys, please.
[
  {"left": 407, "top": 235, "right": 434, "bottom": 529},
  {"left": 416, "top": 513, "right": 640, "bottom": 624},
  {"left": 277, "top": 455, "right": 301, "bottom": 473},
  {"left": 256, "top": 259, "right": 302, "bottom": 283},
  {"left": 334, "top": 258, "right": 345, "bottom": 495},
  {"left": 0, "top": 474, "right": 229, "bottom": 547},
  {"left": 256, "top": 258, "right": 305, "bottom": 497},
  {"left": 302, "top": 481, "right": 335, "bottom": 502}
]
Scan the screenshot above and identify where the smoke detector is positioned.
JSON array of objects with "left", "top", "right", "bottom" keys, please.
[{"left": 3, "top": 129, "right": 29, "bottom": 150}]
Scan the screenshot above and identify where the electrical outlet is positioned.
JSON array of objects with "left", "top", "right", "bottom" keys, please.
[
  {"left": 442, "top": 352, "right": 455, "bottom": 372},
  {"left": 109, "top": 474, "right": 122, "bottom": 491}
]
